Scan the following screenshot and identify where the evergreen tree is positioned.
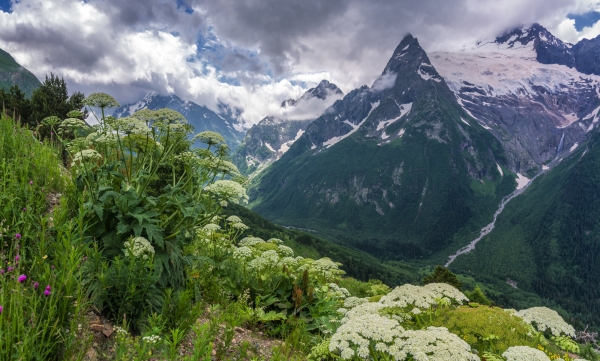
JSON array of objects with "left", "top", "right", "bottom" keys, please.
[
  {"left": 29, "top": 73, "right": 86, "bottom": 128},
  {"left": 423, "top": 265, "right": 462, "bottom": 290},
  {"left": 465, "top": 285, "right": 492, "bottom": 306},
  {"left": 0, "top": 85, "right": 31, "bottom": 124}
]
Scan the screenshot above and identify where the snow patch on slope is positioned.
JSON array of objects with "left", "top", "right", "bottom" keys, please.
[
  {"left": 516, "top": 173, "right": 530, "bottom": 190},
  {"left": 323, "top": 101, "right": 380, "bottom": 148},
  {"left": 496, "top": 164, "right": 503, "bottom": 176}
]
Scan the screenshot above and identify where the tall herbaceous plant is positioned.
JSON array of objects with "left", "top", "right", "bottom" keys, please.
[{"left": 46, "top": 93, "right": 249, "bottom": 330}]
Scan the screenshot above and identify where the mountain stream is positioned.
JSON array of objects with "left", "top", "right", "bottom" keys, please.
[{"left": 445, "top": 171, "right": 544, "bottom": 267}]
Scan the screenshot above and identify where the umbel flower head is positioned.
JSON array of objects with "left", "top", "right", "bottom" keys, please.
[
  {"left": 124, "top": 237, "right": 155, "bottom": 260},
  {"left": 502, "top": 346, "right": 551, "bottom": 361},
  {"left": 83, "top": 93, "right": 120, "bottom": 109},
  {"left": 515, "top": 307, "right": 575, "bottom": 337}
]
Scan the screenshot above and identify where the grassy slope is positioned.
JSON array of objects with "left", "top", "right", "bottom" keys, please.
[
  {"left": 451, "top": 131, "right": 600, "bottom": 327},
  {"left": 222, "top": 203, "right": 422, "bottom": 287},
  {"left": 0, "top": 48, "right": 41, "bottom": 98}
]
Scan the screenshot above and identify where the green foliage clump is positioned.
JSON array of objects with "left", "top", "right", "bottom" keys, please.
[
  {"left": 429, "top": 306, "right": 534, "bottom": 354},
  {"left": 465, "top": 285, "right": 492, "bottom": 306},
  {"left": 423, "top": 265, "right": 462, "bottom": 290}
]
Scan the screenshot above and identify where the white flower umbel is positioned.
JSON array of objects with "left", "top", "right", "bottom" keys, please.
[
  {"left": 277, "top": 245, "right": 294, "bottom": 257},
  {"left": 204, "top": 180, "right": 248, "bottom": 204},
  {"left": 124, "top": 237, "right": 155, "bottom": 260},
  {"left": 516, "top": 307, "right": 575, "bottom": 337},
  {"left": 71, "top": 149, "right": 103, "bottom": 167},
  {"left": 239, "top": 237, "right": 264, "bottom": 247},
  {"left": 226, "top": 216, "right": 242, "bottom": 223},
  {"left": 344, "top": 296, "right": 368, "bottom": 308},
  {"left": 329, "top": 283, "right": 351, "bottom": 299},
  {"left": 232, "top": 246, "right": 253, "bottom": 261},
  {"left": 309, "top": 257, "right": 345, "bottom": 281},
  {"left": 423, "top": 283, "right": 469, "bottom": 304},
  {"left": 329, "top": 313, "right": 405, "bottom": 360},
  {"left": 388, "top": 326, "right": 480, "bottom": 361},
  {"left": 380, "top": 283, "right": 468, "bottom": 310},
  {"left": 341, "top": 302, "right": 387, "bottom": 324},
  {"left": 247, "top": 250, "right": 279, "bottom": 273},
  {"left": 502, "top": 346, "right": 550, "bottom": 361}
]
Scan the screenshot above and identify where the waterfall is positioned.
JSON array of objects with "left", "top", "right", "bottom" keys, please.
[{"left": 556, "top": 133, "right": 565, "bottom": 156}]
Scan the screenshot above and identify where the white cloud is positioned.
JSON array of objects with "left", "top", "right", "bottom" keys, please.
[{"left": 371, "top": 71, "right": 397, "bottom": 92}]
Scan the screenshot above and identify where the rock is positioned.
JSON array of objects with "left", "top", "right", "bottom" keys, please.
[
  {"left": 84, "top": 348, "right": 98, "bottom": 361},
  {"left": 102, "top": 324, "right": 114, "bottom": 337}
]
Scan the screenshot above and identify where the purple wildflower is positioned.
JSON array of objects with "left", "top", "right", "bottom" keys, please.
[
  {"left": 15, "top": 255, "right": 19, "bottom": 262},
  {"left": 29, "top": 181, "right": 33, "bottom": 185},
  {"left": 18, "top": 274, "right": 27, "bottom": 283},
  {"left": 15, "top": 234, "right": 21, "bottom": 240},
  {"left": 44, "top": 285, "right": 51, "bottom": 296},
  {"left": 22, "top": 208, "right": 26, "bottom": 212},
  {"left": 7, "top": 266, "right": 14, "bottom": 272},
  {"left": 0, "top": 305, "right": 3, "bottom": 314},
  {"left": 33, "top": 282, "right": 39, "bottom": 290}
]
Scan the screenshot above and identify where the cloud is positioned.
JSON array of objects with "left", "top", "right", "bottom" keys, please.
[
  {"left": 371, "top": 71, "right": 397, "bottom": 92},
  {"left": 1, "top": 0, "right": 599, "bottom": 128}
]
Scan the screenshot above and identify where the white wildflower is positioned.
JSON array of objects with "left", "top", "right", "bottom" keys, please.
[
  {"left": 267, "top": 238, "right": 283, "bottom": 245},
  {"left": 329, "top": 313, "right": 405, "bottom": 360},
  {"left": 202, "top": 223, "right": 221, "bottom": 234},
  {"left": 277, "top": 256, "right": 298, "bottom": 268},
  {"left": 247, "top": 250, "right": 279, "bottom": 272},
  {"left": 310, "top": 258, "right": 345, "bottom": 280},
  {"left": 337, "top": 308, "right": 348, "bottom": 315},
  {"left": 124, "top": 237, "right": 155, "bottom": 259},
  {"left": 204, "top": 180, "right": 248, "bottom": 204},
  {"left": 389, "top": 326, "right": 479, "bottom": 361},
  {"left": 232, "top": 246, "right": 253, "bottom": 260},
  {"left": 502, "top": 346, "right": 550, "bottom": 361},
  {"left": 226, "top": 216, "right": 242, "bottom": 223},
  {"left": 516, "top": 307, "right": 575, "bottom": 337},
  {"left": 232, "top": 222, "right": 249, "bottom": 231},
  {"left": 411, "top": 307, "right": 422, "bottom": 315},
  {"left": 142, "top": 335, "right": 161, "bottom": 344},
  {"left": 423, "top": 283, "right": 469, "bottom": 304},
  {"left": 341, "top": 302, "right": 387, "bottom": 324},
  {"left": 277, "top": 245, "right": 294, "bottom": 257},
  {"left": 71, "top": 149, "right": 103, "bottom": 167},
  {"left": 344, "top": 297, "right": 368, "bottom": 308},
  {"left": 239, "top": 237, "right": 264, "bottom": 246}
]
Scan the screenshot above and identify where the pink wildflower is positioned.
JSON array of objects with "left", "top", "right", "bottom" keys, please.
[{"left": 18, "top": 274, "right": 27, "bottom": 283}]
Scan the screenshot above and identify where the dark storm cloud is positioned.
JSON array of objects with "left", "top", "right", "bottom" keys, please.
[{"left": 198, "top": 0, "right": 582, "bottom": 85}]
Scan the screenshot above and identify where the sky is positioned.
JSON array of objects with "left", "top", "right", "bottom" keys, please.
[{"left": 0, "top": 0, "right": 599, "bottom": 128}]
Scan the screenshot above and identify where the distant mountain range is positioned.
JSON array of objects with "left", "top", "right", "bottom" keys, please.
[
  {"left": 232, "top": 79, "right": 344, "bottom": 178},
  {"left": 113, "top": 92, "right": 245, "bottom": 150},
  {"left": 0, "top": 48, "right": 40, "bottom": 98}
]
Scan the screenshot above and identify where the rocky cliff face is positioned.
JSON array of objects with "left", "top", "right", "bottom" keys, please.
[
  {"left": 430, "top": 24, "right": 600, "bottom": 173},
  {"left": 113, "top": 92, "right": 245, "bottom": 150}
]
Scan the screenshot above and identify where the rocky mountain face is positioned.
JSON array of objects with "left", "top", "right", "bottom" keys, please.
[
  {"left": 249, "top": 34, "right": 512, "bottom": 259},
  {"left": 0, "top": 48, "right": 41, "bottom": 98},
  {"left": 430, "top": 24, "right": 600, "bottom": 174},
  {"left": 233, "top": 80, "right": 344, "bottom": 178},
  {"left": 281, "top": 79, "right": 343, "bottom": 107},
  {"left": 113, "top": 92, "right": 245, "bottom": 150}
]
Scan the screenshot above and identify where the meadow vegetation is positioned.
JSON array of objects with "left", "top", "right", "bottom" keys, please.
[{"left": 0, "top": 90, "right": 598, "bottom": 361}]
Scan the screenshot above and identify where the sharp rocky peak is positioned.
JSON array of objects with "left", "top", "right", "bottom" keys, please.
[{"left": 281, "top": 79, "right": 343, "bottom": 108}]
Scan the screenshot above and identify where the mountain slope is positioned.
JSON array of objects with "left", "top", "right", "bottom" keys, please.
[
  {"left": 450, "top": 128, "right": 600, "bottom": 326},
  {"left": 430, "top": 24, "right": 600, "bottom": 174},
  {"left": 113, "top": 92, "right": 244, "bottom": 150},
  {"left": 249, "top": 34, "right": 514, "bottom": 260},
  {"left": 0, "top": 48, "right": 41, "bottom": 98}
]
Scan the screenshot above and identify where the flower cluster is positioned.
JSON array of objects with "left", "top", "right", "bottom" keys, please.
[
  {"left": 515, "top": 307, "right": 575, "bottom": 337},
  {"left": 142, "top": 335, "right": 161, "bottom": 344},
  {"left": 379, "top": 283, "right": 468, "bottom": 309},
  {"left": 328, "top": 283, "right": 351, "bottom": 299},
  {"left": 204, "top": 180, "right": 248, "bottom": 204},
  {"left": 388, "top": 326, "right": 479, "bottom": 361},
  {"left": 502, "top": 346, "right": 550, "bottom": 361},
  {"left": 124, "top": 237, "right": 155, "bottom": 260},
  {"left": 329, "top": 313, "right": 405, "bottom": 359},
  {"left": 343, "top": 296, "right": 367, "bottom": 308},
  {"left": 71, "top": 149, "right": 103, "bottom": 167}
]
